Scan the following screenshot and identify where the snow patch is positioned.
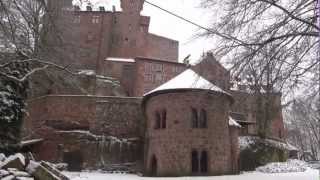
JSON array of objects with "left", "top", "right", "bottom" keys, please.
[
  {"left": 2, "top": 153, "right": 25, "bottom": 167},
  {"left": 63, "top": 168, "right": 319, "bottom": 180},
  {"left": 26, "top": 160, "right": 40, "bottom": 174},
  {"left": 256, "top": 160, "right": 308, "bottom": 173},
  {"left": 78, "top": 70, "right": 96, "bottom": 76},
  {"left": 229, "top": 116, "right": 242, "bottom": 128},
  {"left": 106, "top": 57, "right": 135, "bottom": 63},
  {"left": 239, "top": 136, "right": 295, "bottom": 151}
]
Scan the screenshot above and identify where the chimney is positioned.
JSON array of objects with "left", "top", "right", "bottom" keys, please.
[
  {"left": 112, "top": 5, "right": 116, "bottom": 12},
  {"left": 86, "top": 6, "right": 92, "bottom": 11},
  {"left": 99, "top": 6, "right": 105, "bottom": 11}
]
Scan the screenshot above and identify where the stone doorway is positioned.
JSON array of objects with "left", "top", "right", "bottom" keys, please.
[
  {"left": 150, "top": 155, "right": 158, "bottom": 176},
  {"left": 63, "top": 150, "right": 83, "bottom": 171}
]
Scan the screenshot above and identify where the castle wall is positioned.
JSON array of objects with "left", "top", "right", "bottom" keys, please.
[
  {"left": 231, "top": 90, "right": 285, "bottom": 140},
  {"left": 45, "top": 0, "right": 179, "bottom": 73},
  {"left": 144, "top": 91, "right": 235, "bottom": 176},
  {"left": 145, "top": 34, "right": 179, "bottom": 62},
  {"left": 24, "top": 95, "right": 144, "bottom": 170},
  {"left": 93, "top": 96, "right": 143, "bottom": 138},
  {"left": 133, "top": 58, "right": 186, "bottom": 96}
]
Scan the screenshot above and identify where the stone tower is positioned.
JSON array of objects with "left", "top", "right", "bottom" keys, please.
[
  {"left": 120, "top": 0, "right": 144, "bottom": 14},
  {"left": 47, "top": 0, "right": 73, "bottom": 11}
]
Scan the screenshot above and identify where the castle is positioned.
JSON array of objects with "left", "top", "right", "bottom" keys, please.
[{"left": 23, "top": 0, "right": 286, "bottom": 176}]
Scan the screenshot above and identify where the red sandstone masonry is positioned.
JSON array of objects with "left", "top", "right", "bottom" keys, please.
[
  {"left": 46, "top": 0, "right": 178, "bottom": 73},
  {"left": 143, "top": 91, "right": 238, "bottom": 176},
  {"left": 24, "top": 95, "right": 144, "bottom": 166}
]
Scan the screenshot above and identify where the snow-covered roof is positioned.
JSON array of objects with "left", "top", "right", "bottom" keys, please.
[
  {"left": 144, "top": 69, "right": 230, "bottom": 96},
  {"left": 229, "top": 116, "right": 242, "bottom": 128},
  {"left": 106, "top": 57, "right": 135, "bottom": 63}
]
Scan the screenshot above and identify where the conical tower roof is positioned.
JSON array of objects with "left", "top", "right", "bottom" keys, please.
[{"left": 144, "top": 69, "right": 230, "bottom": 96}]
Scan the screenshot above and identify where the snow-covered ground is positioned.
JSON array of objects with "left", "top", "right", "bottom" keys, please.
[
  {"left": 256, "top": 159, "right": 308, "bottom": 173},
  {"left": 64, "top": 168, "right": 319, "bottom": 180}
]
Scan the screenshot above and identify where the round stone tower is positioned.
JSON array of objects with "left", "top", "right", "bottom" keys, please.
[{"left": 142, "top": 69, "right": 238, "bottom": 177}]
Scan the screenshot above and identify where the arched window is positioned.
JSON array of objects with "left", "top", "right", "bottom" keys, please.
[
  {"left": 191, "top": 108, "right": 198, "bottom": 128},
  {"left": 154, "top": 112, "right": 161, "bottom": 129},
  {"left": 199, "top": 109, "right": 207, "bottom": 128},
  {"left": 161, "top": 109, "right": 167, "bottom": 129},
  {"left": 191, "top": 150, "right": 199, "bottom": 173},
  {"left": 200, "top": 151, "right": 208, "bottom": 173}
]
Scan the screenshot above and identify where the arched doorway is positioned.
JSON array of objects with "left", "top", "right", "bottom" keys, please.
[{"left": 150, "top": 155, "right": 158, "bottom": 176}]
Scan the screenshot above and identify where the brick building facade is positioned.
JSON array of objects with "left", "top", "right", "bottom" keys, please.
[
  {"left": 23, "top": 0, "right": 286, "bottom": 177},
  {"left": 45, "top": 0, "right": 178, "bottom": 73}
]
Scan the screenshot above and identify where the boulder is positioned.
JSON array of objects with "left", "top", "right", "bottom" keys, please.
[
  {"left": 8, "top": 168, "right": 31, "bottom": 177},
  {"left": 40, "top": 161, "right": 70, "bottom": 180},
  {"left": 26, "top": 161, "right": 61, "bottom": 180},
  {"left": 0, "top": 153, "right": 25, "bottom": 170},
  {"left": 2, "top": 175, "right": 15, "bottom": 180},
  {"left": 0, "top": 169, "right": 10, "bottom": 177}
]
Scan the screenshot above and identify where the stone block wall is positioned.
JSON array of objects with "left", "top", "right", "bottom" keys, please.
[
  {"left": 133, "top": 58, "right": 187, "bottom": 96},
  {"left": 93, "top": 96, "right": 143, "bottom": 138},
  {"left": 144, "top": 91, "right": 236, "bottom": 176},
  {"left": 24, "top": 95, "right": 144, "bottom": 170}
]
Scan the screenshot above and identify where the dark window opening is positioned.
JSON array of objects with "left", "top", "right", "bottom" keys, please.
[
  {"left": 154, "top": 112, "right": 161, "bottom": 129},
  {"left": 200, "top": 151, "right": 208, "bottom": 173},
  {"left": 191, "top": 150, "right": 199, "bottom": 173},
  {"left": 192, "top": 108, "right": 198, "bottom": 128},
  {"left": 63, "top": 150, "right": 83, "bottom": 171},
  {"left": 161, "top": 110, "right": 167, "bottom": 129},
  {"left": 279, "top": 130, "right": 282, "bottom": 139},
  {"left": 199, "top": 109, "right": 207, "bottom": 128}
]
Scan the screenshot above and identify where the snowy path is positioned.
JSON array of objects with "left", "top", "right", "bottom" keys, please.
[{"left": 65, "top": 168, "right": 319, "bottom": 180}]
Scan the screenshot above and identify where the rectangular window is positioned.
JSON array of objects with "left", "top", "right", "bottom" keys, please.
[
  {"left": 152, "top": 63, "right": 163, "bottom": 72},
  {"left": 154, "top": 112, "right": 161, "bottom": 129},
  {"left": 144, "top": 63, "right": 152, "bottom": 73},
  {"left": 192, "top": 108, "right": 198, "bottom": 128},
  {"left": 92, "top": 16, "right": 100, "bottom": 24},
  {"left": 192, "top": 108, "right": 207, "bottom": 128},
  {"left": 154, "top": 73, "right": 163, "bottom": 83},
  {"left": 199, "top": 109, "right": 207, "bottom": 128},
  {"left": 161, "top": 110, "right": 167, "bottom": 129},
  {"left": 144, "top": 74, "right": 153, "bottom": 82},
  {"left": 73, "top": 15, "right": 81, "bottom": 24}
]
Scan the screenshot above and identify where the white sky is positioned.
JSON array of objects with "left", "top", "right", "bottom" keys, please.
[{"left": 74, "top": 0, "right": 215, "bottom": 63}]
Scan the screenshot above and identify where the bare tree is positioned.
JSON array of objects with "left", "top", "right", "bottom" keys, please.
[
  {"left": 0, "top": 0, "right": 74, "bottom": 153},
  {"left": 285, "top": 97, "right": 320, "bottom": 160},
  {"left": 200, "top": 0, "right": 319, "bottom": 139},
  {"left": 200, "top": 0, "right": 318, "bottom": 96}
]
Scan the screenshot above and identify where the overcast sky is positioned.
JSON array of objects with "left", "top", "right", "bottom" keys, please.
[
  {"left": 141, "top": 0, "right": 213, "bottom": 62},
  {"left": 75, "top": 0, "right": 214, "bottom": 63}
]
